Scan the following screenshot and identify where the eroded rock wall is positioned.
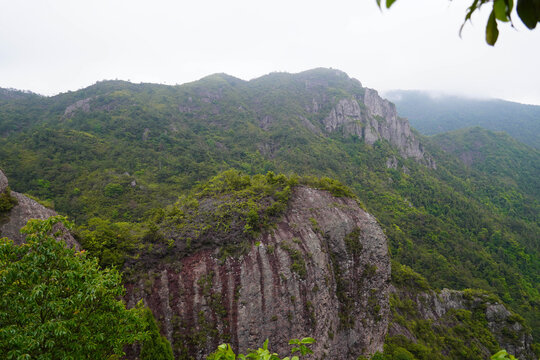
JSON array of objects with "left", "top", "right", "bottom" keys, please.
[
  {"left": 322, "top": 89, "right": 435, "bottom": 167},
  {"left": 126, "top": 187, "right": 391, "bottom": 359}
]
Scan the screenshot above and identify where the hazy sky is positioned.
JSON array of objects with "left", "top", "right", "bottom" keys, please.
[{"left": 1, "top": 0, "right": 539, "bottom": 105}]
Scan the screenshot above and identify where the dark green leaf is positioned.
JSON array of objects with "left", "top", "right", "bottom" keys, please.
[
  {"left": 486, "top": 11, "right": 500, "bottom": 45},
  {"left": 517, "top": 0, "right": 539, "bottom": 29}
]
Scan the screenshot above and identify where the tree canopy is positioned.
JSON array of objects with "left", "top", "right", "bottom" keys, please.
[{"left": 0, "top": 216, "right": 146, "bottom": 359}]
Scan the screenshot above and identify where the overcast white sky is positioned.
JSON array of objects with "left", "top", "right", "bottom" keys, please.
[{"left": 1, "top": 0, "right": 539, "bottom": 105}]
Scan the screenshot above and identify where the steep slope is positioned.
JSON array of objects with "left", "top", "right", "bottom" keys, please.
[
  {"left": 385, "top": 90, "right": 540, "bottom": 148},
  {"left": 126, "top": 185, "right": 391, "bottom": 359},
  {"left": 0, "top": 69, "right": 432, "bottom": 223}
]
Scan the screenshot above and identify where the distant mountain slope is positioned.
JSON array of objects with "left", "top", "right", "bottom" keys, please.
[
  {"left": 432, "top": 127, "right": 539, "bottom": 202},
  {"left": 385, "top": 90, "right": 540, "bottom": 149}
]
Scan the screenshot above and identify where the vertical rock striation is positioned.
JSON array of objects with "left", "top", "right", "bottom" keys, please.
[
  {"left": 322, "top": 88, "right": 435, "bottom": 167},
  {"left": 126, "top": 186, "right": 391, "bottom": 359}
]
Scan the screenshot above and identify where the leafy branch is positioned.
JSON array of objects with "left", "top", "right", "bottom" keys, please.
[{"left": 207, "top": 338, "right": 315, "bottom": 360}]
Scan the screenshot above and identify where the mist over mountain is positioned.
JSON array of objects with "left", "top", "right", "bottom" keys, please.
[{"left": 385, "top": 90, "right": 540, "bottom": 149}]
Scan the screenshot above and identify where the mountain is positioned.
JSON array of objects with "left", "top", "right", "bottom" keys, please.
[
  {"left": 0, "top": 69, "right": 538, "bottom": 357},
  {"left": 385, "top": 90, "right": 540, "bottom": 149}
]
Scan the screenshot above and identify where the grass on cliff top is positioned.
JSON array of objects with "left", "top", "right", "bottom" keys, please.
[
  {"left": 153, "top": 170, "right": 354, "bottom": 252},
  {"left": 95, "top": 170, "right": 354, "bottom": 269}
]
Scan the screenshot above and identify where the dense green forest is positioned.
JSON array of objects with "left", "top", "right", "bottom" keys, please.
[
  {"left": 385, "top": 90, "right": 540, "bottom": 149},
  {"left": 0, "top": 69, "right": 538, "bottom": 352}
]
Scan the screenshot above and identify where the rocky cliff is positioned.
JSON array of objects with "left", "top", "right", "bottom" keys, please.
[
  {"left": 388, "top": 281, "right": 537, "bottom": 360},
  {"left": 322, "top": 89, "right": 434, "bottom": 167},
  {"left": 126, "top": 186, "right": 391, "bottom": 359},
  {"left": 0, "top": 169, "right": 77, "bottom": 247}
]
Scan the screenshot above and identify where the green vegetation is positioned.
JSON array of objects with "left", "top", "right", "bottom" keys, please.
[
  {"left": 0, "top": 187, "right": 17, "bottom": 213},
  {"left": 207, "top": 338, "right": 315, "bottom": 360},
  {"left": 0, "top": 70, "right": 538, "bottom": 349},
  {"left": 491, "top": 350, "right": 517, "bottom": 360},
  {"left": 140, "top": 308, "right": 174, "bottom": 360},
  {"left": 146, "top": 170, "right": 296, "bottom": 264},
  {"left": 280, "top": 242, "right": 307, "bottom": 279},
  {"left": 378, "top": 0, "right": 540, "bottom": 45},
  {"left": 0, "top": 216, "right": 146, "bottom": 359}
]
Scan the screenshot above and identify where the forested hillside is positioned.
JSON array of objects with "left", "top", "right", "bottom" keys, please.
[
  {"left": 0, "top": 69, "right": 538, "bottom": 353},
  {"left": 385, "top": 90, "right": 540, "bottom": 149}
]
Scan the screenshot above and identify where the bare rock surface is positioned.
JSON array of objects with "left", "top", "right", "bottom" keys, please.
[
  {"left": 64, "top": 97, "right": 92, "bottom": 117},
  {"left": 126, "top": 186, "right": 391, "bottom": 359},
  {"left": 0, "top": 170, "right": 8, "bottom": 193},
  {"left": 322, "top": 89, "right": 435, "bottom": 167},
  {"left": 0, "top": 170, "right": 78, "bottom": 247}
]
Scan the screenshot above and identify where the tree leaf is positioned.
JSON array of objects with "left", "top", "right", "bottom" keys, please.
[
  {"left": 300, "top": 337, "right": 315, "bottom": 344},
  {"left": 494, "top": 0, "right": 510, "bottom": 21},
  {"left": 517, "top": 0, "right": 539, "bottom": 29},
  {"left": 386, "top": 0, "right": 397, "bottom": 8},
  {"left": 486, "top": 10, "right": 500, "bottom": 45}
]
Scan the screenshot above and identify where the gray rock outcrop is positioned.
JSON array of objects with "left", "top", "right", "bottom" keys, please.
[
  {"left": 322, "top": 89, "right": 435, "bottom": 167},
  {"left": 64, "top": 97, "right": 92, "bottom": 117},
  {"left": 0, "top": 170, "right": 78, "bottom": 247},
  {"left": 126, "top": 186, "right": 391, "bottom": 359},
  {"left": 0, "top": 170, "right": 8, "bottom": 193}
]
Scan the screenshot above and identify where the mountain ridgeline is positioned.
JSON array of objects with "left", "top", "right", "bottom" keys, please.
[{"left": 0, "top": 68, "right": 538, "bottom": 359}]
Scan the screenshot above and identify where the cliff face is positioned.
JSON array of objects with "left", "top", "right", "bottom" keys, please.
[
  {"left": 321, "top": 88, "right": 434, "bottom": 167},
  {"left": 126, "top": 186, "right": 391, "bottom": 359},
  {"left": 0, "top": 169, "right": 78, "bottom": 247}
]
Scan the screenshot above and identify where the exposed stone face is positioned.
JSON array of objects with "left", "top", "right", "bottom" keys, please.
[
  {"left": 0, "top": 170, "right": 8, "bottom": 193},
  {"left": 389, "top": 288, "right": 536, "bottom": 360},
  {"left": 64, "top": 97, "right": 92, "bottom": 117},
  {"left": 126, "top": 187, "right": 391, "bottom": 360},
  {"left": 322, "top": 89, "right": 435, "bottom": 167},
  {"left": 0, "top": 170, "right": 78, "bottom": 247}
]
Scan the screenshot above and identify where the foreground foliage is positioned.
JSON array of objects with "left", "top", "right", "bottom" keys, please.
[
  {"left": 207, "top": 338, "right": 315, "bottom": 360},
  {"left": 0, "top": 216, "right": 146, "bottom": 359},
  {"left": 377, "top": 0, "right": 540, "bottom": 45},
  {"left": 491, "top": 350, "right": 518, "bottom": 359},
  {"left": 140, "top": 308, "right": 174, "bottom": 360}
]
